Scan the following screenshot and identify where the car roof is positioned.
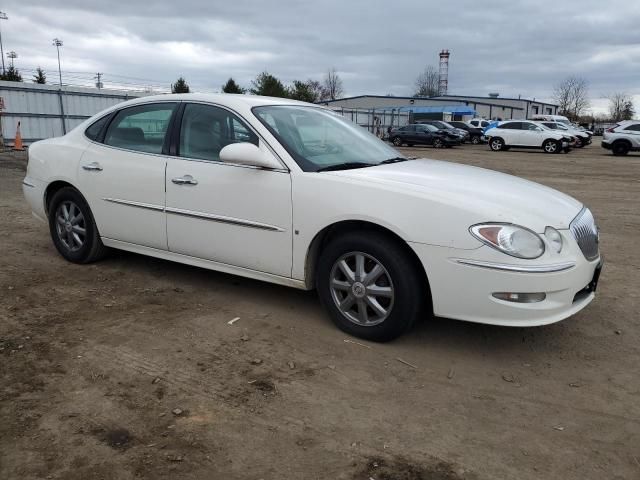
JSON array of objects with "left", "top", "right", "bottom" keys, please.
[{"left": 111, "top": 93, "right": 314, "bottom": 110}]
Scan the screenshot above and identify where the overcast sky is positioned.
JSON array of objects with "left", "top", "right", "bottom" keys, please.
[{"left": 5, "top": 0, "right": 639, "bottom": 114}]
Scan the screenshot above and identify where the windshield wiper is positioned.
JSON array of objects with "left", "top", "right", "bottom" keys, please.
[
  {"left": 380, "top": 157, "right": 408, "bottom": 164},
  {"left": 316, "top": 162, "right": 373, "bottom": 172}
]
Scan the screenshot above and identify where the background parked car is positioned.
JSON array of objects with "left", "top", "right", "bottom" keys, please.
[
  {"left": 601, "top": 120, "right": 640, "bottom": 155},
  {"left": 486, "top": 120, "right": 570, "bottom": 154},
  {"left": 448, "top": 121, "right": 486, "bottom": 144},
  {"left": 467, "top": 118, "right": 492, "bottom": 129},
  {"left": 416, "top": 120, "right": 469, "bottom": 143},
  {"left": 389, "top": 123, "right": 461, "bottom": 148},
  {"left": 538, "top": 121, "right": 591, "bottom": 147}
]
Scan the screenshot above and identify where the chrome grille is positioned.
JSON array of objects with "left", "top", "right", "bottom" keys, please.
[{"left": 570, "top": 208, "right": 600, "bottom": 261}]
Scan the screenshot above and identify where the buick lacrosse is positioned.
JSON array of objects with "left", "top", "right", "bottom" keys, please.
[{"left": 23, "top": 94, "right": 602, "bottom": 341}]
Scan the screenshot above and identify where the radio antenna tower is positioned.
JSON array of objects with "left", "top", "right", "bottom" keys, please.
[{"left": 438, "top": 49, "right": 450, "bottom": 95}]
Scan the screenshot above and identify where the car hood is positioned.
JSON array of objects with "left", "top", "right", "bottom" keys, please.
[{"left": 328, "top": 159, "right": 583, "bottom": 231}]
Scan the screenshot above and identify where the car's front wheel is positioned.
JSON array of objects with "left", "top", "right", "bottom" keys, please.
[
  {"left": 48, "top": 187, "right": 107, "bottom": 264},
  {"left": 433, "top": 138, "right": 444, "bottom": 148},
  {"left": 392, "top": 136, "right": 403, "bottom": 147},
  {"left": 471, "top": 135, "right": 481, "bottom": 145},
  {"left": 316, "top": 231, "right": 426, "bottom": 342},
  {"left": 489, "top": 137, "right": 505, "bottom": 151},
  {"left": 543, "top": 139, "right": 560, "bottom": 154}
]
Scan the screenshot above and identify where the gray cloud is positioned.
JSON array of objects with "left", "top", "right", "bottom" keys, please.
[{"left": 3, "top": 0, "right": 639, "bottom": 112}]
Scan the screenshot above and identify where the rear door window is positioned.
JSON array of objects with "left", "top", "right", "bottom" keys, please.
[{"left": 104, "top": 103, "right": 176, "bottom": 154}]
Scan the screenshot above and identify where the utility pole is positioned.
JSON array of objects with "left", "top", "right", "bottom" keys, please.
[
  {"left": 0, "top": 12, "right": 7, "bottom": 75},
  {"left": 94, "top": 72, "right": 103, "bottom": 89},
  {"left": 52, "top": 38, "right": 63, "bottom": 86}
]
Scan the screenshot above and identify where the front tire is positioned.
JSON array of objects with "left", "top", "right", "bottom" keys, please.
[
  {"left": 471, "top": 135, "right": 481, "bottom": 145},
  {"left": 316, "top": 231, "right": 426, "bottom": 342},
  {"left": 433, "top": 138, "right": 444, "bottom": 148},
  {"left": 392, "top": 137, "right": 403, "bottom": 147},
  {"left": 48, "top": 187, "right": 107, "bottom": 264},
  {"left": 489, "top": 137, "right": 505, "bottom": 151},
  {"left": 543, "top": 139, "right": 560, "bottom": 154}
]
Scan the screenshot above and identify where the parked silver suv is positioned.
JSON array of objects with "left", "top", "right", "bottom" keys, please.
[{"left": 602, "top": 121, "right": 640, "bottom": 155}]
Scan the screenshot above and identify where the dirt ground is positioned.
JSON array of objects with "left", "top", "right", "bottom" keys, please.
[{"left": 1, "top": 143, "right": 639, "bottom": 480}]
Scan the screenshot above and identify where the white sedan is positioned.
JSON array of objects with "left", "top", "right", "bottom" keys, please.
[{"left": 23, "top": 94, "right": 602, "bottom": 341}]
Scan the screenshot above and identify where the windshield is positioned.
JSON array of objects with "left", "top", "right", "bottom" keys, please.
[{"left": 253, "top": 105, "right": 404, "bottom": 172}]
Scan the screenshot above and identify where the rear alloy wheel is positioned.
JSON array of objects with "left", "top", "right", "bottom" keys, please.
[
  {"left": 471, "top": 135, "right": 481, "bottom": 145},
  {"left": 612, "top": 141, "right": 630, "bottom": 156},
  {"left": 433, "top": 138, "right": 444, "bottom": 148},
  {"left": 48, "top": 187, "right": 107, "bottom": 264},
  {"left": 316, "top": 231, "right": 427, "bottom": 342},
  {"left": 489, "top": 137, "right": 504, "bottom": 151},
  {"left": 392, "top": 137, "right": 403, "bottom": 147},
  {"left": 543, "top": 139, "right": 560, "bottom": 154}
]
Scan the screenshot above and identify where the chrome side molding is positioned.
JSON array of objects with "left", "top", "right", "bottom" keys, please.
[{"left": 101, "top": 198, "right": 284, "bottom": 232}]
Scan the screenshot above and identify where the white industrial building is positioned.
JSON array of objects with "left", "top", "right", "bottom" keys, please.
[{"left": 319, "top": 94, "right": 558, "bottom": 121}]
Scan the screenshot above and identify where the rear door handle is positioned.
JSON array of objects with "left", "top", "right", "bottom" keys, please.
[
  {"left": 171, "top": 175, "right": 198, "bottom": 186},
  {"left": 82, "top": 162, "right": 103, "bottom": 172}
]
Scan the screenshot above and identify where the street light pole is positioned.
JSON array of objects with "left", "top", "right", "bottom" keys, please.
[
  {"left": 0, "top": 12, "right": 8, "bottom": 75},
  {"left": 52, "top": 38, "right": 63, "bottom": 86}
]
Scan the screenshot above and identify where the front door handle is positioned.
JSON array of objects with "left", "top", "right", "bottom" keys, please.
[
  {"left": 82, "top": 162, "right": 103, "bottom": 172},
  {"left": 171, "top": 175, "right": 198, "bottom": 186}
]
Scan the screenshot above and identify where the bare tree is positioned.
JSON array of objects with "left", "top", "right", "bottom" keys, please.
[
  {"left": 322, "top": 68, "right": 344, "bottom": 101},
  {"left": 414, "top": 65, "right": 439, "bottom": 97},
  {"left": 608, "top": 92, "right": 635, "bottom": 121},
  {"left": 553, "top": 76, "right": 590, "bottom": 120}
]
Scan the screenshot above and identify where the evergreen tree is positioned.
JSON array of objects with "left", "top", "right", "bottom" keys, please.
[
  {"left": 222, "top": 77, "right": 245, "bottom": 94},
  {"left": 289, "top": 80, "right": 318, "bottom": 103},
  {"left": 171, "top": 77, "right": 190, "bottom": 93},
  {"left": 1, "top": 65, "right": 23, "bottom": 82},
  {"left": 250, "top": 72, "right": 288, "bottom": 98},
  {"left": 33, "top": 67, "right": 46, "bottom": 84}
]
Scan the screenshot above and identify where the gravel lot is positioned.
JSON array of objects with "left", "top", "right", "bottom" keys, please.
[{"left": 1, "top": 143, "right": 639, "bottom": 480}]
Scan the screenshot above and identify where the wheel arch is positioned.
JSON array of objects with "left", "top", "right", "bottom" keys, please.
[
  {"left": 303, "top": 220, "right": 432, "bottom": 310},
  {"left": 44, "top": 179, "right": 84, "bottom": 216}
]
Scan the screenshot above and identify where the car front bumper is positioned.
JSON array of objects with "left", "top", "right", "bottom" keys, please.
[{"left": 409, "top": 237, "right": 601, "bottom": 327}]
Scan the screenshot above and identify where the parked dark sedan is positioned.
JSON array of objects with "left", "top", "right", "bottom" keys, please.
[
  {"left": 448, "top": 121, "right": 486, "bottom": 144},
  {"left": 389, "top": 124, "right": 461, "bottom": 148}
]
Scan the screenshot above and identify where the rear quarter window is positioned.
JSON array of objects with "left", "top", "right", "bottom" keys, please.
[{"left": 84, "top": 115, "right": 111, "bottom": 142}]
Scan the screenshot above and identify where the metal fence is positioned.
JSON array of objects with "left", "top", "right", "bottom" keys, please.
[
  {"left": 331, "top": 107, "right": 411, "bottom": 137},
  {"left": 0, "top": 80, "right": 146, "bottom": 143}
]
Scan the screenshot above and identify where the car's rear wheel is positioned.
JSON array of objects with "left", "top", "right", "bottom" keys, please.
[
  {"left": 574, "top": 137, "right": 583, "bottom": 148},
  {"left": 316, "top": 231, "right": 426, "bottom": 342},
  {"left": 489, "top": 137, "right": 505, "bottom": 151},
  {"left": 543, "top": 139, "right": 560, "bottom": 154},
  {"left": 471, "top": 135, "right": 481, "bottom": 144},
  {"left": 433, "top": 138, "right": 444, "bottom": 148},
  {"left": 392, "top": 137, "right": 402, "bottom": 147},
  {"left": 48, "top": 187, "right": 107, "bottom": 264},
  {"left": 612, "top": 141, "right": 630, "bottom": 156}
]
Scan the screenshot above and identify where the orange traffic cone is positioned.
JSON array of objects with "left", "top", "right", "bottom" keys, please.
[{"left": 13, "top": 121, "right": 24, "bottom": 151}]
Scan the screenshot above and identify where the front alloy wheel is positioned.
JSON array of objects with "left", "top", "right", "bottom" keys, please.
[
  {"left": 392, "top": 137, "right": 402, "bottom": 147},
  {"left": 543, "top": 139, "right": 559, "bottom": 154},
  {"left": 433, "top": 138, "right": 444, "bottom": 148},
  {"left": 316, "top": 231, "right": 428, "bottom": 342},
  {"left": 329, "top": 252, "right": 394, "bottom": 327}
]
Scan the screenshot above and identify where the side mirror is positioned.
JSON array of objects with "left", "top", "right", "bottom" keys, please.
[{"left": 219, "top": 142, "right": 282, "bottom": 170}]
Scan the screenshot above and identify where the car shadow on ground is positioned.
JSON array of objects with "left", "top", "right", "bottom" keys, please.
[{"left": 104, "top": 249, "right": 579, "bottom": 357}]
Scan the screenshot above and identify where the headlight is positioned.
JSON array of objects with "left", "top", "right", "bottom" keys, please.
[
  {"left": 470, "top": 224, "right": 545, "bottom": 259},
  {"left": 544, "top": 226, "right": 563, "bottom": 253}
]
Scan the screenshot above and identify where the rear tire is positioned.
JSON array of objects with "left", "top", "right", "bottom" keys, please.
[
  {"left": 489, "top": 137, "right": 505, "bottom": 151},
  {"left": 433, "top": 138, "right": 444, "bottom": 148},
  {"left": 471, "top": 135, "right": 481, "bottom": 145},
  {"left": 392, "top": 137, "right": 402, "bottom": 147},
  {"left": 612, "top": 141, "right": 630, "bottom": 156},
  {"left": 316, "top": 231, "right": 427, "bottom": 342},
  {"left": 48, "top": 187, "right": 108, "bottom": 264}
]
